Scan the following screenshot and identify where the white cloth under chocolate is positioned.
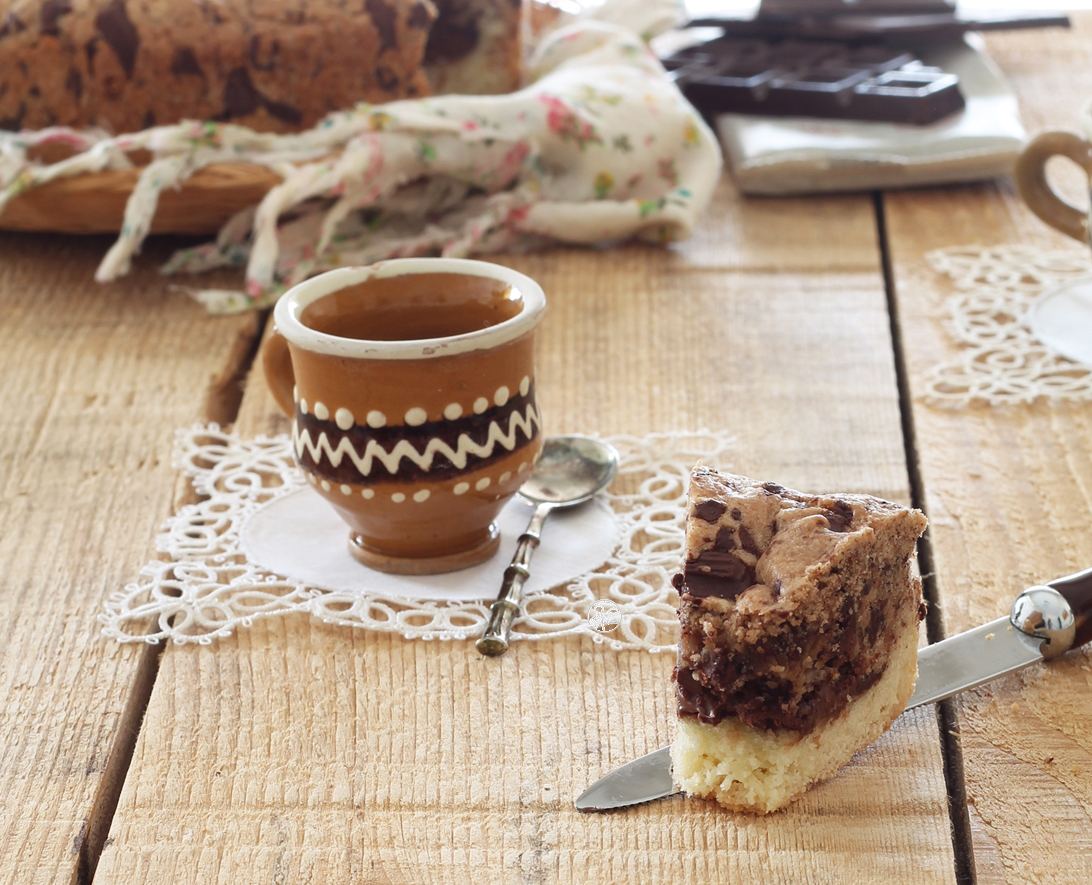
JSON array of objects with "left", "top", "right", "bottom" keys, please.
[{"left": 0, "top": 6, "right": 721, "bottom": 313}]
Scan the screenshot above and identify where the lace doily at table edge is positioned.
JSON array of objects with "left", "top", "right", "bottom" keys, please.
[
  {"left": 100, "top": 425, "right": 737, "bottom": 652},
  {"left": 921, "top": 244, "right": 1092, "bottom": 407}
]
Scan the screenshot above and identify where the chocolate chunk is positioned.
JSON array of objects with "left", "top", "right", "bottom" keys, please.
[
  {"left": 694, "top": 500, "right": 727, "bottom": 524},
  {"left": 40, "top": 0, "right": 72, "bottom": 37},
  {"left": 221, "top": 67, "right": 261, "bottom": 118},
  {"left": 671, "top": 572, "right": 685, "bottom": 591},
  {"left": 825, "top": 500, "right": 854, "bottom": 532},
  {"left": 425, "top": 24, "right": 480, "bottom": 63},
  {"left": 730, "top": 508, "right": 742, "bottom": 521},
  {"left": 408, "top": 0, "right": 434, "bottom": 29},
  {"left": 65, "top": 67, "right": 82, "bottom": 100},
  {"left": 375, "top": 66, "right": 400, "bottom": 92},
  {"left": 738, "top": 525, "right": 759, "bottom": 555},
  {"left": 95, "top": 0, "right": 139, "bottom": 78},
  {"left": 712, "top": 526, "right": 736, "bottom": 552},
  {"left": 762, "top": 481, "right": 785, "bottom": 494},
  {"left": 170, "top": 47, "right": 203, "bottom": 78},
  {"left": 683, "top": 550, "right": 754, "bottom": 599},
  {"left": 366, "top": 0, "right": 399, "bottom": 53},
  {"left": 263, "top": 98, "right": 302, "bottom": 126},
  {"left": 0, "top": 11, "right": 27, "bottom": 39},
  {"left": 0, "top": 101, "right": 25, "bottom": 131}
]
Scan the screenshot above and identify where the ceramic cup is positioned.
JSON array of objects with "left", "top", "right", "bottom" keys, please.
[
  {"left": 1014, "top": 101, "right": 1092, "bottom": 245},
  {"left": 262, "top": 258, "right": 546, "bottom": 575}
]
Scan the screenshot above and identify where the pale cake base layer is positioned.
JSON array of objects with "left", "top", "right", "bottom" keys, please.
[{"left": 671, "top": 617, "right": 919, "bottom": 814}]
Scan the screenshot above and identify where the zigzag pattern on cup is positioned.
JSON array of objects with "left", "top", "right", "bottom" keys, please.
[{"left": 294, "top": 399, "right": 541, "bottom": 485}]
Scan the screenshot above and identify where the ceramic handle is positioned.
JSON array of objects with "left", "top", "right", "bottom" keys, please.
[
  {"left": 1014, "top": 130, "right": 1092, "bottom": 244},
  {"left": 261, "top": 324, "right": 296, "bottom": 418}
]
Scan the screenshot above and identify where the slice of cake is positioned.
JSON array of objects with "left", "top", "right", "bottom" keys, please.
[{"left": 671, "top": 467, "right": 927, "bottom": 814}]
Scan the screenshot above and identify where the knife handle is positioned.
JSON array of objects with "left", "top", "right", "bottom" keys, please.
[{"left": 1049, "top": 567, "right": 1092, "bottom": 650}]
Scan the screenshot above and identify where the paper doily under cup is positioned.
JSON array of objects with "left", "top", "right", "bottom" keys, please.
[
  {"left": 1027, "top": 278, "right": 1092, "bottom": 368},
  {"left": 240, "top": 487, "right": 619, "bottom": 602}
]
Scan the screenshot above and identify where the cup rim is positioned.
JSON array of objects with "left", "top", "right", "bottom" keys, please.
[{"left": 272, "top": 258, "right": 546, "bottom": 360}]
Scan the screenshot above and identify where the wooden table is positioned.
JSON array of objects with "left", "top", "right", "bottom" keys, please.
[{"left": 3, "top": 19, "right": 1091, "bottom": 885}]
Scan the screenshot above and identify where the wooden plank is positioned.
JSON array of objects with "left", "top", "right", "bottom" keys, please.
[
  {"left": 0, "top": 235, "right": 261, "bottom": 885},
  {"left": 883, "top": 15, "right": 1092, "bottom": 884},
  {"left": 97, "top": 182, "right": 957, "bottom": 881}
]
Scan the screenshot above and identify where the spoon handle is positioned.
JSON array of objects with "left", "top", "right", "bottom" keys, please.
[{"left": 476, "top": 501, "right": 555, "bottom": 656}]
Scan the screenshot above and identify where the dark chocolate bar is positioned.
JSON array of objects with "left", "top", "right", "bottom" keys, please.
[{"left": 663, "top": 36, "right": 965, "bottom": 126}]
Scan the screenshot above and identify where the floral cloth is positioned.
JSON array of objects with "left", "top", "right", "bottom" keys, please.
[{"left": 0, "top": 12, "right": 721, "bottom": 312}]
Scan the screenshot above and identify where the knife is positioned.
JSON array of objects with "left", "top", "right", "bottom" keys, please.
[{"left": 576, "top": 567, "right": 1092, "bottom": 811}]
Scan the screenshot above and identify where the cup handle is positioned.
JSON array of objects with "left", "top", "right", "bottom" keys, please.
[
  {"left": 261, "top": 324, "right": 296, "bottom": 418},
  {"left": 1014, "top": 130, "right": 1092, "bottom": 244}
]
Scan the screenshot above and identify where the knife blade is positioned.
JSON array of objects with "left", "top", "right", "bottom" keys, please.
[{"left": 576, "top": 567, "right": 1092, "bottom": 812}]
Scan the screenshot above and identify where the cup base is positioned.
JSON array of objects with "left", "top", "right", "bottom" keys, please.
[{"left": 347, "top": 523, "right": 501, "bottom": 575}]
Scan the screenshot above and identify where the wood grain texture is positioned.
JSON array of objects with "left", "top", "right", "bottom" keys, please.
[
  {"left": 883, "top": 15, "right": 1092, "bottom": 883},
  {"left": 0, "top": 234, "right": 260, "bottom": 885},
  {"left": 96, "top": 182, "right": 957, "bottom": 882},
  {"left": 0, "top": 164, "right": 283, "bottom": 236}
]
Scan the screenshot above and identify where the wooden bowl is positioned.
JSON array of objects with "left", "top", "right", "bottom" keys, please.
[{"left": 0, "top": 163, "right": 284, "bottom": 235}]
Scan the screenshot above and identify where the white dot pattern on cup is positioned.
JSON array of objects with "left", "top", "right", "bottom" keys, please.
[
  {"left": 405, "top": 407, "right": 427, "bottom": 426},
  {"left": 314, "top": 402, "right": 329, "bottom": 421},
  {"left": 494, "top": 386, "right": 509, "bottom": 407},
  {"left": 519, "top": 376, "right": 530, "bottom": 396},
  {"left": 293, "top": 385, "right": 299, "bottom": 403},
  {"left": 335, "top": 408, "right": 354, "bottom": 430},
  {"left": 300, "top": 398, "right": 309, "bottom": 415},
  {"left": 454, "top": 482, "right": 469, "bottom": 495},
  {"left": 413, "top": 489, "right": 430, "bottom": 502},
  {"left": 500, "top": 471, "right": 511, "bottom": 483},
  {"left": 321, "top": 480, "right": 330, "bottom": 491},
  {"left": 367, "top": 410, "right": 387, "bottom": 428},
  {"left": 391, "top": 492, "right": 406, "bottom": 503},
  {"left": 444, "top": 403, "right": 463, "bottom": 420},
  {"left": 362, "top": 488, "right": 375, "bottom": 499},
  {"left": 476, "top": 477, "right": 490, "bottom": 491},
  {"left": 473, "top": 397, "right": 489, "bottom": 414},
  {"left": 340, "top": 484, "right": 351, "bottom": 495}
]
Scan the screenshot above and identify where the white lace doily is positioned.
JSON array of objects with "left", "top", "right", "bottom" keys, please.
[
  {"left": 922, "top": 245, "right": 1092, "bottom": 406},
  {"left": 101, "top": 426, "right": 737, "bottom": 651}
]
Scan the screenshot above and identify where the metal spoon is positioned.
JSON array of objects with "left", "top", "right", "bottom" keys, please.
[{"left": 476, "top": 435, "right": 620, "bottom": 656}]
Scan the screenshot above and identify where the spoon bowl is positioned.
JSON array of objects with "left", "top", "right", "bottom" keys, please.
[{"left": 476, "top": 435, "right": 620, "bottom": 655}]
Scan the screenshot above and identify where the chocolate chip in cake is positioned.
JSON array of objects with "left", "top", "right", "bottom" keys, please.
[
  {"left": 40, "top": 0, "right": 73, "bottom": 37},
  {"left": 170, "top": 48, "right": 203, "bottom": 78},
  {"left": 0, "top": 11, "right": 27, "bottom": 39},
  {"left": 694, "top": 500, "right": 727, "bottom": 523},
  {"left": 824, "top": 500, "right": 854, "bottom": 532},
  {"left": 221, "top": 67, "right": 261, "bottom": 118},
  {"left": 95, "top": 0, "right": 139, "bottom": 79},
  {"left": 367, "top": 0, "right": 399, "bottom": 53}
]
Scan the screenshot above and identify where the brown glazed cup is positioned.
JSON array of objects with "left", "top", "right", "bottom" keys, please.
[
  {"left": 262, "top": 258, "right": 546, "bottom": 575},
  {"left": 1015, "top": 125, "right": 1092, "bottom": 245}
]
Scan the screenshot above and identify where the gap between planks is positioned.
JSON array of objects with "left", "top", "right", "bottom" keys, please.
[
  {"left": 874, "top": 192, "right": 975, "bottom": 885},
  {"left": 70, "top": 311, "right": 270, "bottom": 885}
]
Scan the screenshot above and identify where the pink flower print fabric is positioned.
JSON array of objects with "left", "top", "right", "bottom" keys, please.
[{"left": 0, "top": 18, "right": 722, "bottom": 312}]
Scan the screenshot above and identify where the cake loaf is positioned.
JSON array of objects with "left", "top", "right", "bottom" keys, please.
[
  {"left": 671, "top": 467, "right": 927, "bottom": 813},
  {"left": 0, "top": 0, "right": 439, "bottom": 134}
]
